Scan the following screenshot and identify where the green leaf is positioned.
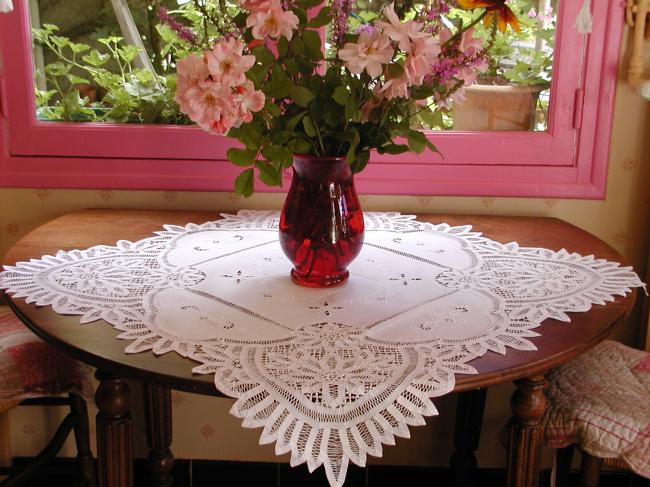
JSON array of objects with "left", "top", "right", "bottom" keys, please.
[
  {"left": 410, "top": 85, "right": 435, "bottom": 100},
  {"left": 344, "top": 95, "right": 360, "bottom": 122},
  {"left": 284, "top": 58, "right": 300, "bottom": 76},
  {"left": 290, "top": 86, "right": 315, "bottom": 107},
  {"left": 295, "top": 0, "right": 324, "bottom": 8},
  {"left": 82, "top": 50, "right": 110, "bottom": 67},
  {"left": 44, "top": 62, "right": 71, "bottom": 77},
  {"left": 380, "top": 143, "right": 410, "bottom": 155},
  {"left": 134, "top": 69, "right": 155, "bottom": 84},
  {"left": 261, "top": 144, "right": 293, "bottom": 168},
  {"left": 350, "top": 151, "right": 370, "bottom": 173},
  {"left": 419, "top": 110, "right": 443, "bottom": 129},
  {"left": 253, "top": 45, "right": 275, "bottom": 67},
  {"left": 118, "top": 45, "right": 140, "bottom": 63},
  {"left": 322, "top": 101, "right": 341, "bottom": 127},
  {"left": 346, "top": 128, "right": 360, "bottom": 164},
  {"left": 235, "top": 168, "right": 255, "bottom": 197},
  {"left": 332, "top": 86, "right": 349, "bottom": 106},
  {"left": 272, "top": 131, "right": 293, "bottom": 145},
  {"left": 67, "top": 74, "right": 90, "bottom": 85},
  {"left": 287, "top": 138, "right": 312, "bottom": 154},
  {"left": 407, "top": 130, "right": 427, "bottom": 154},
  {"left": 302, "top": 116, "right": 317, "bottom": 137},
  {"left": 277, "top": 37, "right": 289, "bottom": 57},
  {"left": 307, "top": 7, "right": 332, "bottom": 27},
  {"left": 293, "top": 7, "right": 308, "bottom": 24},
  {"left": 285, "top": 110, "right": 307, "bottom": 130},
  {"left": 227, "top": 148, "right": 257, "bottom": 167},
  {"left": 424, "top": 138, "right": 440, "bottom": 155},
  {"left": 290, "top": 38, "right": 305, "bottom": 56},
  {"left": 303, "top": 30, "right": 322, "bottom": 56},
  {"left": 256, "top": 161, "right": 282, "bottom": 186},
  {"left": 265, "top": 65, "right": 293, "bottom": 98},
  {"left": 68, "top": 42, "right": 90, "bottom": 54},
  {"left": 264, "top": 102, "right": 281, "bottom": 117}
]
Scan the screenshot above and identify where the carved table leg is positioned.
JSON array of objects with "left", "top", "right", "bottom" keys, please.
[
  {"left": 144, "top": 384, "right": 175, "bottom": 487},
  {"left": 506, "top": 375, "right": 547, "bottom": 487},
  {"left": 450, "top": 388, "right": 487, "bottom": 487},
  {"left": 95, "top": 371, "right": 133, "bottom": 487}
]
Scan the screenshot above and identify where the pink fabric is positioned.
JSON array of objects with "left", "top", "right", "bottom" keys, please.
[
  {"left": 0, "top": 307, "right": 91, "bottom": 413},
  {"left": 545, "top": 340, "right": 650, "bottom": 479}
]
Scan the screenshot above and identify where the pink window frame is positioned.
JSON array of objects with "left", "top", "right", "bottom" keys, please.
[{"left": 0, "top": 0, "right": 623, "bottom": 197}]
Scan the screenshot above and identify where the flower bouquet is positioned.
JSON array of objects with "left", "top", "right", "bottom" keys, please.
[{"left": 173, "top": 0, "right": 519, "bottom": 286}]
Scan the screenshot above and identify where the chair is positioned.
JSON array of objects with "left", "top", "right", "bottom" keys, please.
[
  {"left": 545, "top": 340, "right": 650, "bottom": 487},
  {"left": 0, "top": 306, "right": 95, "bottom": 486}
]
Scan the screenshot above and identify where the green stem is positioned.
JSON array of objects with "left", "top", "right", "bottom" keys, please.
[{"left": 443, "top": 10, "right": 489, "bottom": 47}]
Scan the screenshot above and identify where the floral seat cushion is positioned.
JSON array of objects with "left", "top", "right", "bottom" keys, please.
[
  {"left": 545, "top": 340, "right": 650, "bottom": 478},
  {"left": 0, "top": 306, "right": 91, "bottom": 414}
]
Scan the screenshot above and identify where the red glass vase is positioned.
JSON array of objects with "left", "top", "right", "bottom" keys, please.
[{"left": 279, "top": 154, "right": 365, "bottom": 288}]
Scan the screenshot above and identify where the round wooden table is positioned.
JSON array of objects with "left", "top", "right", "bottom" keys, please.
[{"left": 2, "top": 209, "right": 638, "bottom": 487}]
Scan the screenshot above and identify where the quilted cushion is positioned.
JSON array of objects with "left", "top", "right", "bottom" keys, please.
[
  {"left": 545, "top": 340, "right": 650, "bottom": 478},
  {"left": 0, "top": 306, "right": 91, "bottom": 414}
]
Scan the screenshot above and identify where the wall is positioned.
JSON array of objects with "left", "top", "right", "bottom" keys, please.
[{"left": 2, "top": 32, "right": 649, "bottom": 471}]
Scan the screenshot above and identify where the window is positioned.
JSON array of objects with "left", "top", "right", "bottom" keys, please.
[{"left": 0, "top": 0, "right": 624, "bottom": 197}]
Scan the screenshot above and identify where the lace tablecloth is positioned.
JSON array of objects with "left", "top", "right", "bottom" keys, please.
[{"left": 0, "top": 211, "right": 644, "bottom": 486}]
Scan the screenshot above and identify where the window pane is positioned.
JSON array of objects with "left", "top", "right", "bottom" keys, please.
[
  {"left": 449, "top": 0, "right": 555, "bottom": 132},
  {"left": 30, "top": 0, "right": 209, "bottom": 124},
  {"left": 30, "top": 0, "right": 556, "bottom": 132},
  {"left": 335, "top": 0, "right": 557, "bottom": 132}
]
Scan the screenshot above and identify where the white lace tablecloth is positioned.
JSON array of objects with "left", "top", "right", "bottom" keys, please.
[{"left": 0, "top": 211, "right": 644, "bottom": 486}]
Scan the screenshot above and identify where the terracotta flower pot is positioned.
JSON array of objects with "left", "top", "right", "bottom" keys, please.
[{"left": 453, "top": 83, "right": 547, "bottom": 131}]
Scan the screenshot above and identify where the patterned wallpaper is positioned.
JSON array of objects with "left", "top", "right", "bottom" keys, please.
[{"left": 1, "top": 43, "right": 649, "bottom": 470}]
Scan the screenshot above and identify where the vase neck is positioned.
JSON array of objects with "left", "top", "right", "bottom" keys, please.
[{"left": 292, "top": 155, "right": 352, "bottom": 182}]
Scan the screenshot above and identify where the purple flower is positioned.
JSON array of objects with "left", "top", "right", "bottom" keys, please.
[{"left": 158, "top": 7, "right": 198, "bottom": 44}]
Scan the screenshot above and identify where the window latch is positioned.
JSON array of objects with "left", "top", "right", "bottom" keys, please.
[{"left": 573, "top": 88, "right": 585, "bottom": 129}]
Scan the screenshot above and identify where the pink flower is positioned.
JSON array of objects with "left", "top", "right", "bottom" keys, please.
[
  {"left": 183, "top": 80, "right": 238, "bottom": 134},
  {"left": 338, "top": 30, "right": 394, "bottom": 77},
  {"left": 376, "top": 3, "right": 427, "bottom": 51},
  {"left": 246, "top": 0, "right": 299, "bottom": 40},
  {"left": 205, "top": 38, "right": 255, "bottom": 88},
  {"left": 234, "top": 80, "right": 266, "bottom": 124},
  {"left": 239, "top": 0, "right": 271, "bottom": 13},
  {"left": 381, "top": 74, "right": 409, "bottom": 99},
  {"left": 404, "top": 37, "right": 439, "bottom": 85},
  {"left": 174, "top": 53, "right": 210, "bottom": 114}
]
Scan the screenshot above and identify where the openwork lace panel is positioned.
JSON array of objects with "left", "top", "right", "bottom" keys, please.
[{"left": 0, "top": 212, "right": 643, "bottom": 487}]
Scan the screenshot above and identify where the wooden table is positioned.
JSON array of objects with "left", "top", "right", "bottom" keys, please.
[{"left": 2, "top": 209, "right": 638, "bottom": 487}]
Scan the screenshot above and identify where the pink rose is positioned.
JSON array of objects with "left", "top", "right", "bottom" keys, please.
[
  {"left": 381, "top": 74, "right": 410, "bottom": 99},
  {"left": 184, "top": 80, "right": 237, "bottom": 134},
  {"left": 376, "top": 3, "right": 427, "bottom": 51},
  {"left": 239, "top": 0, "right": 271, "bottom": 13},
  {"left": 205, "top": 37, "right": 256, "bottom": 88},
  {"left": 246, "top": 0, "right": 299, "bottom": 40},
  {"left": 174, "top": 53, "right": 210, "bottom": 114},
  {"left": 234, "top": 80, "right": 266, "bottom": 124},
  {"left": 338, "top": 30, "right": 394, "bottom": 77},
  {"left": 404, "top": 37, "right": 439, "bottom": 86}
]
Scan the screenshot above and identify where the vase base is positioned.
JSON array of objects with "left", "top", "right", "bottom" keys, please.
[{"left": 290, "top": 269, "right": 350, "bottom": 288}]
